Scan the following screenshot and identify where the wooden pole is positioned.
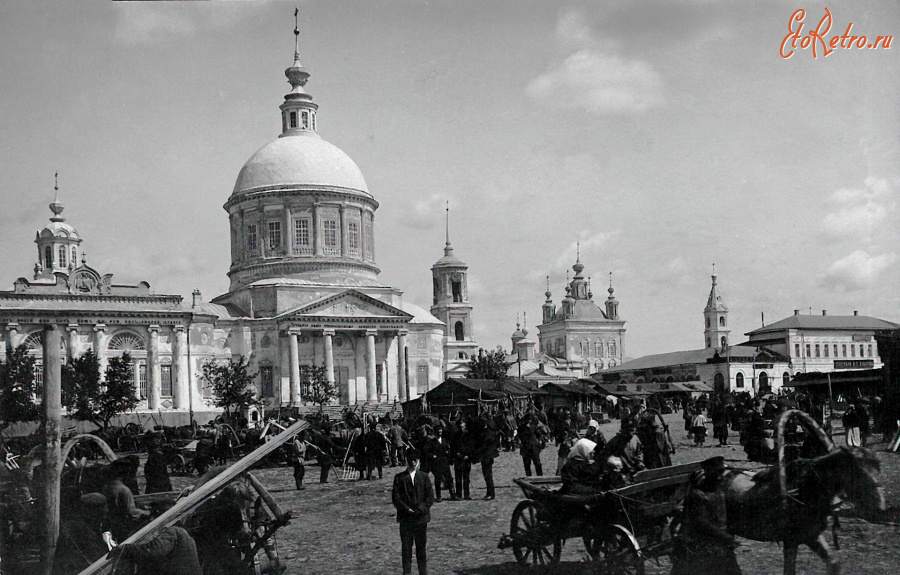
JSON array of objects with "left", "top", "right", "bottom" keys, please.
[
  {"left": 826, "top": 373, "right": 835, "bottom": 436},
  {"left": 41, "top": 324, "right": 62, "bottom": 575},
  {"left": 404, "top": 346, "right": 410, "bottom": 408}
]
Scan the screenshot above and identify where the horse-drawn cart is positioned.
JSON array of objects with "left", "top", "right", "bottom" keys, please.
[{"left": 498, "top": 461, "right": 704, "bottom": 573}]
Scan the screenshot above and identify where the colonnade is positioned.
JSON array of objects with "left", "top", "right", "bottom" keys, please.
[
  {"left": 286, "top": 328, "right": 408, "bottom": 404},
  {"left": 3, "top": 322, "right": 192, "bottom": 411}
]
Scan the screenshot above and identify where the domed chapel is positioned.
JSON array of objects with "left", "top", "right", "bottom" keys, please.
[{"left": 0, "top": 21, "right": 447, "bottom": 419}]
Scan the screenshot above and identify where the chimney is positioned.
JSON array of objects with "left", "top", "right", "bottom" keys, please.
[
  {"left": 192, "top": 289, "right": 202, "bottom": 307},
  {"left": 854, "top": 310, "right": 859, "bottom": 316},
  {"left": 794, "top": 309, "right": 800, "bottom": 315},
  {"left": 761, "top": 312, "right": 765, "bottom": 327},
  {"left": 822, "top": 310, "right": 827, "bottom": 315}
]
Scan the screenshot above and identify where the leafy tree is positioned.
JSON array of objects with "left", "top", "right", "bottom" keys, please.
[
  {"left": 0, "top": 344, "right": 41, "bottom": 432},
  {"left": 201, "top": 356, "right": 258, "bottom": 421},
  {"left": 62, "top": 351, "right": 140, "bottom": 430},
  {"left": 466, "top": 346, "right": 511, "bottom": 380},
  {"left": 300, "top": 365, "right": 337, "bottom": 411}
]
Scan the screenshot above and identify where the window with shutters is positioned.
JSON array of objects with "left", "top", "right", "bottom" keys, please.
[
  {"left": 161, "top": 365, "right": 173, "bottom": 397},
  {"left": 247, "top": 224, "right": 258, "bottom": 252},
  {"left": 260, "top": 366, "right": 274, "bottom": 398},
  {"left": 138, "top": 362, "right": 147, "bottom": 399},
  {"left": 348, "top": 221, "right": 360, "bottom": 257},
  {"left": 417, "top": 363, "right": 429, "bottom": 392},
  {"left": 293, "top": 218, "right": 311, "bottom": 253},
  {"left": 267, "top": 221, "right": 282, "bottom": 252},
  {"left": 323, "top": 220, "right": 339, "bottom": 255}
]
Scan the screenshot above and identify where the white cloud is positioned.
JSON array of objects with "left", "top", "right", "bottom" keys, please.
[
  {"left": 401, "top": 193, "right": 446, "bottom": 230},
  {"left": 823, "top": 250, "right": 898, "bottom": 292},
  {"left": 528, "top": 50, "right": 664, "bottom": 115},
  {"left": 552, "top": 229, "right": 620, "bottom": 270},
  {"left": 527, "top": 9, "right": 664, "bottom": 115},
  {"left": 114, "top": 2, "right": 261, "bottom": 44},
  {"left": 821, "top": 176, "right": 895, "bottom": 240}
]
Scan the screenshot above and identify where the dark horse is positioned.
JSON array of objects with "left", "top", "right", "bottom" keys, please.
[{"left": 724, "top": 444, "right": 885, "bottom": 575}]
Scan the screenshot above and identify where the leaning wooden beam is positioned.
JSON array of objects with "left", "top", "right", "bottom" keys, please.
[
  {"left": 247, "top": 472, "right": 289, "bottom": 522},
  {"left": 77, "top": 419, "right": 310, "bottom": 575}
]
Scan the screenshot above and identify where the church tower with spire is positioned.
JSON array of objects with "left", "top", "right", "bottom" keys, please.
[
  {"left": 704, "top": 265, "right": 729, "bottom": 349},
  {"left": 431, "top": 202, "right": 479, "bottom": 376}
]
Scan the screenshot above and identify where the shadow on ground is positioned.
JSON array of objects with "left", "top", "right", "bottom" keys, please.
[{"left": 455, "top": 561, "right": 594, "bottom": 574}]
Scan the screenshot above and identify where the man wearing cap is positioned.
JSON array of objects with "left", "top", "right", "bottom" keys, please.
[
  {"left": 671, "top": 456, "right": 741, "bottom": 575},
  {"left": 392, "top": 448, "right": 435, "bottom": 575}
]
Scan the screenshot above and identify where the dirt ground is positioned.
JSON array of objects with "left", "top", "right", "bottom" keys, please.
[{"left": 162, "top": 412, "right": 899, "bottom": 575}]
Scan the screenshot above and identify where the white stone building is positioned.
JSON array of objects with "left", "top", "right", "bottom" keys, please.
[
  {"left": 537, "top": 250, "right": 626, "bottom": 377},
  {"left": 0, "top": 30, "right": 446, "bottom": 418}
]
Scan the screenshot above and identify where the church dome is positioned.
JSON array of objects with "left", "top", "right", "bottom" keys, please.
[{"left": 232, "top": 132, "right": 369, "bottom": 197}]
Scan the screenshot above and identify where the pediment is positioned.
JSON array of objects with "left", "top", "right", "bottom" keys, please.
[{"left": 279, "top": 290, "right": 413, "bottom": 321}]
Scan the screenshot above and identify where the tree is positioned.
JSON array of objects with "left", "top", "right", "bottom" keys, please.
[
  {"left": 0, "top": 344, "right": 41, "bottom": 432},
  {"left": 62, "top": 351, "right": 140, "bottom": 430},
  {"left": 299, "top": 365, "right": 337, "bottom": 411},
  {"left": 466, "top": 346, "right": 511, "bottom": 380},
  {"left": 201, "top": 356, "right": 258, "bottom": 421}
]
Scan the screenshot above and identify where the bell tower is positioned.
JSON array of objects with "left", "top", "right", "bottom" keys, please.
[
  {"left": 704, "top": 265, "right": 729, "bottom": 349},
  {"left": 430, "top": 202, "right": 478, "bottom": 375}
]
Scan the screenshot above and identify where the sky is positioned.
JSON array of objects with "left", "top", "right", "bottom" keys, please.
[{"left": 0, "top": 0, "right": 898, "bottom": 360}]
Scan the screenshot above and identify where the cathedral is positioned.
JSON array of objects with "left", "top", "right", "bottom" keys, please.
[
  {"left": 536, "top": 249, "right": 626, "bottom": 377},
  {"left": 0, "top": 25, "right": 449, "bottom": 419}
]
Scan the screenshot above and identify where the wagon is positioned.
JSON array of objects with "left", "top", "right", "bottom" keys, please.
[{"left": 498, "top": 461, "right": 705, "bottom": 573}]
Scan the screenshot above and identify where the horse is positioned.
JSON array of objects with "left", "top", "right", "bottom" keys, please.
[{"left": 723, "top": 445, "right": 885, "bottom": 575}]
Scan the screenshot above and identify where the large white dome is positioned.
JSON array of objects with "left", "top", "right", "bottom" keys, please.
[{"left": 232, "top": 132, "right": 369, "bottom": 196}]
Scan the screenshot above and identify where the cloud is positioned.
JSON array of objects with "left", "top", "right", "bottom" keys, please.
[
  {"left": 400, "top": 193, "right": 446, "bottom": 230},
  {"left": 551, "top": 229, "right": 620, "bottom": 271},
  {"left": 823, "top": 250, "right": 898, "bottom": 292},
  {"left": 113, "top": 2, "right": 261, "bottom": 43},
  {"left": 527, "top": 8, "right": 664, "bottom": 115},
  {"left": 821, "top": 176, "right": 895, "bottom": 240}
]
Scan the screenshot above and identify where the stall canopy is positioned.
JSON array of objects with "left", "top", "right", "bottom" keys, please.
[
  {"left": 420, "top": 378, "right": 539, "bottom": 415},
  {"left": 785, "top": 369, "right": 883, "bottom": 391}
]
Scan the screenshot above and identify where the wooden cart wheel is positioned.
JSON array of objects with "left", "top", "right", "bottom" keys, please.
[
  {"left": 593, "top": 527, "right": 644, "bottom": 575},
  {"left": 510, "top": 500, "right": 562, "bottom": 566}
]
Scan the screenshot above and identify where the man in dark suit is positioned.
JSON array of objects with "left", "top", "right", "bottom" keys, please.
[{"left": 391, "top": 448, "right": 435, "bottom": 575}]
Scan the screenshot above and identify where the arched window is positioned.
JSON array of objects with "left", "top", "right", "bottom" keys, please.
[
  {"left": 451, "top": 279, "right": 462, "bottom": 302},
  {"left": 783, "top": 371, "right": 791, "bottom": 384},
  {"left": 58, "top": 245, "right": 67, "bottom": 268},
  {"left": 714, "top": 372, "right": 725, "bottom": 391},
  {"left": 759, "top": 372, "right": 770, "bottom": 393},
  {"left": 454, "top": 321, "right": 465, "bottom": 341},
  {"left": 44, "top": 246, "right": 52, "bottom": 268},
  {"left": 719, "top": 316, "right": 726, "bottom": 327},
  {"left": 108, "top": 332, "right": 146, "bottom": 351},
  {"left": 706, "top": 317, "right": 710, "bottom": 328},
  {"left": 735, "top": 372, "right": 744, "bottom": 388},
  {"left": 71, "top": 247, "right": 77, "bottom": 266},
  {"left": 609, "top": 342, "right": 616, "bottom": 357},
  {"left": 432, "top": 277, "right": 440, "bottom": 305}
]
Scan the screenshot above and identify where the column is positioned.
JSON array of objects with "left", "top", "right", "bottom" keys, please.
[
  {"left": 354, "top": 334, "right": 366, "bottom": 404},
  {"left": 92, "top": 324, "right": 107, "bottom": 380},
  {"left": 365, "top": 330, "right": 377, "bottom": 401},
  {"left": 313, "top": 204, "right": 323, "bottom": 256},
  {"left": 41, "top": 324, "right": 62, "bottom": 571},
  {"left": 4, "top": 323, "right": 20, "bottom": 354},
  {"left": 285, "top": 206, "right": 294, "bottom": 256},
  {"left": 173, "top": 326, "right": 189, "bottom": 410},
  {"left": 66, "top": 324, "right": 79, "bottom": 359},
  {"left": 147, "top": 326, "right": 161, "bottom": 410},
  {"left": 289, "top": 330, "right": 301, "bottom": 405},
  {"left": 377, "top": 362, "right": 387, "bottom": 401},
  {"left": 383, "top": 333, "right": 396, "bottom": 400},
  {"left": 323, "top": 329, "right": 335, "bottom": 385},
  {"left": 339, "top": 206, "right": 348, "bottom": 258},
  {"left": 398, "top": 330, "right": 408, "bottom": 401}
]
